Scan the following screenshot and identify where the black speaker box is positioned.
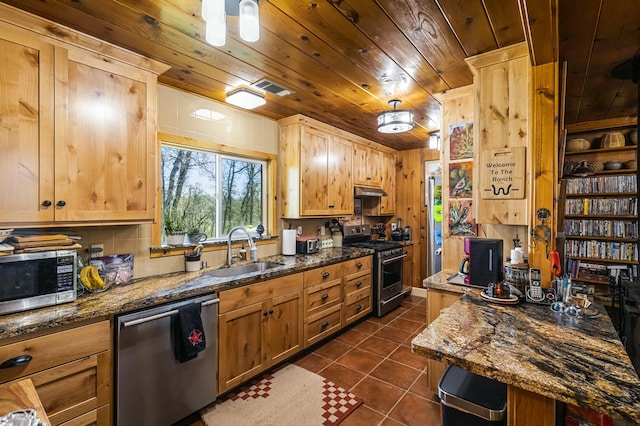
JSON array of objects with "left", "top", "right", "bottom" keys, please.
[{"left": 469, "top": 238, "right": 503, "bottom": 288}]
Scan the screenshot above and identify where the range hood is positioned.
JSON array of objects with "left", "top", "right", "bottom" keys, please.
[{"left": 354, "top": 186, "right": 387, "bottom": 197}]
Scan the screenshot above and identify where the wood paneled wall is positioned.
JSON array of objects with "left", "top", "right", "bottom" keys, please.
[{"left": 396, "top": 148, "right": 439, "bottom": 287}]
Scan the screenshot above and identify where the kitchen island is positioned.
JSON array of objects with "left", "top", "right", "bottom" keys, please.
[{"left": 412, "top": 271, "right": 640, "bottom": 425}]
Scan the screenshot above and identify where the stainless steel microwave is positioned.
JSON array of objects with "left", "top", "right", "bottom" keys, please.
[{"left": 0, "top": 250, "right": 77, "bottom": 315}]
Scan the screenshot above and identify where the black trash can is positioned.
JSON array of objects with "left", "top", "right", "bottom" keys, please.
[{"left": 438, "top": 366, "right": 507, "bottom": 426}]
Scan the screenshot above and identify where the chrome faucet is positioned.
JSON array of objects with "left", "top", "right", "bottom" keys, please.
[{"left": 227, "top": 226, "right": 257, "bottom": 265}]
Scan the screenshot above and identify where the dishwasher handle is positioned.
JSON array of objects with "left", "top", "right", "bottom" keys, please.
[{"left": 121, "top": 297, "right": 219, "bottom": 328}]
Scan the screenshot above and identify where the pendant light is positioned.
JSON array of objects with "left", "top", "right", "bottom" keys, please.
[
  {"left": 377, "top": 100, "right": 414, "bottom": 134},
  {"left": 202, "top": 0, "right": 260, "bottom": 47}
]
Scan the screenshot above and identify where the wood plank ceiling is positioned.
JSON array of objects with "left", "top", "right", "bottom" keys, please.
[{"left": 1, "top": 0, "right": 637, "bottom": 150}]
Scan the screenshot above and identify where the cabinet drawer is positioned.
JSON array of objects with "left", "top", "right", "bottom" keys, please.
[
  {"left": 342, "top": 256, "right": 372, "bottom": 276},
  {"left": 305, "top": 304, "right": 343, "bottom": 347},
  {"left": 23, "top": 352, "right": 110, "bottom": 425},
  {"left": 0, "top": 321, "right": 110, "bottom": 383},
  {"left": 344, "top": 271, "right": 371, "bottom": 295},
  {"left": 219, "top": 273, "right": 303, "bottom": 313},
  {"left": 304, "top": 278, "right": 342, "bottom": 317},
  {"left": 345, "top": 288, "right": 371, "bottom": 324},
  {"left": 303, "top": 263, "right": 344, "bottom": 288}
]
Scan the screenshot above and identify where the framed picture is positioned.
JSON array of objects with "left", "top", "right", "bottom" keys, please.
[
  {"left": 449, "top": 122, "right": 474, "bottom": 160},
  {"left": 448, "top": 161, "right": 472, "bottom": 198},
  {"left": 448, "top": 200, "right": 476, "bottom": 236}
]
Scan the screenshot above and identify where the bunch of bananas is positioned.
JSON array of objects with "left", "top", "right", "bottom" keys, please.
[{"left": 79, "top": 265, "right": 106, "bottom": 291}]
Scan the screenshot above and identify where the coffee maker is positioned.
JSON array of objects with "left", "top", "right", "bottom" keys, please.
[{"left": 459, "top": 237, "right": 503, "bottom": 288}]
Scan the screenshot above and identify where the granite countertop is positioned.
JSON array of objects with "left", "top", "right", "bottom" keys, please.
[
  {"left": 0, "top": 247, "right": 374, "bottom": 341},
  {"left": 414, "top": 274, "right": 640, "bottom": 423}
]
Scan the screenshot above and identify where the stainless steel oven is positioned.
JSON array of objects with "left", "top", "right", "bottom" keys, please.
[
  {"left": 375, "top": 247, "right": 407, "bottom": 316},
  {"left": 343, "top": 224, "right": 406, "bottom": 317}
]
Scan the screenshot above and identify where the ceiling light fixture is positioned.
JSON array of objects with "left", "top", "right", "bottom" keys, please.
[
  {"left": 225, "top": 87, "right": 266, "bottom": 109},
  {"left": 377, "top": 100, "right": 414, "bottom": 134},
  {"left": 429, "top": 132, "right": 441, "bottom": 150},
  {"left": 202, "top": 0, "right": 260, "bottom": 47}
]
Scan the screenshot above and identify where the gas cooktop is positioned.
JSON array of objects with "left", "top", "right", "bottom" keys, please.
[{"left": 342, "top": 224, "right": 403, "bottom": 251}]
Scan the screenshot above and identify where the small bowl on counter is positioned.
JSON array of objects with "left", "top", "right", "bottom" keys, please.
[{"left": 604, "top": 160, "right": 622, "bottom": 170}]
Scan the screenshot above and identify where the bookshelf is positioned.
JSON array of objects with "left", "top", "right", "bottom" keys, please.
[{"left": 561, "top": 118, "right": 638, "bottom": 292}]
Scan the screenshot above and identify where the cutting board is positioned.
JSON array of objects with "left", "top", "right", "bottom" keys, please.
[
  {"left": 14, "top": 243, "right": 82, "bottom": 253},
  {"left": 10, "top": 234, "right": 69, "bottom": 243},
  {"left": 10, "top": 239, "right": 74, "bottom": 249}
]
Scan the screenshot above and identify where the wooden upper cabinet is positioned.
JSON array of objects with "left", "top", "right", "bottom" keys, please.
[
  {"left": 54, "top": 47, "right": 161, "bottom": 222},
  {"left": 0, "top": 9, "right": 168, "bottom": 226},
  {"left": 353, "top": 144, "right": 381, "bottom": 187},
  {"left": 279, "top": 116, "right": 353, "bottom": 218},
  {"left": 0, "top": 24, "right": 55, "bottom": 223},
  {"left": 380, "top": 151, "right": 396, "bottom": 214}
]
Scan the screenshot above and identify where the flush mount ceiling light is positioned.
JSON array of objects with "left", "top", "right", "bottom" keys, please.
[
  {"left": 377, "top": 100, "right": 414, "bottom": 134},
  {"left": 225, "top": 87, "right": 266, "bottom": 109},
  {"left": 202, "top": 0, "right": 260, "bottom": 47}
]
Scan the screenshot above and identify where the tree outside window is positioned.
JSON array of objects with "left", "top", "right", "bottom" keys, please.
[{"left": 161, "top": 145, "right": 266, "bottom": 242}]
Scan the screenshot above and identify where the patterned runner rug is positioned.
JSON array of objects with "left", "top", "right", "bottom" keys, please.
[{"left": 200, "top": 363, "right": 363, "bottom": 426}]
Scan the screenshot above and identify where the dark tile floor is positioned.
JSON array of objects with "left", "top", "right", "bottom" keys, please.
[{"left": 292, "top": 294, "right": 442, "bottom": 426}]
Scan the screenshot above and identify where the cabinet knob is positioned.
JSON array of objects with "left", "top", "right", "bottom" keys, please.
[
  {"left": 263, "top": 311, "right": 268, "bottom": 317},
  {"left": 322, "top": 272, "right": 330, "bottom": 278},
  {"left": 321, "top": 321, "right": 329, "bottom": 328},
  {"left": 56, "top": 200, "right": 67, "bottom": 207},
  {"left": 356, "top": 304, "right": 362, "bottom": 311},
  {"left": 356, "top": 262, "right": 363, "bottom": 268},
  {"left": 41, "top": 200, "right": 52, "bottom": 207},
  {"left": 0, "top": 355, "right": 32, "bottom": 369},
  {"left": 269, "top": 309, "right": 274, "bottom": 315},
  {"left": 321, "top": 293, "right": 329, "bottom": 300},
  {"left": 356, "top": 281, "right": 362, "bottom": 287}
]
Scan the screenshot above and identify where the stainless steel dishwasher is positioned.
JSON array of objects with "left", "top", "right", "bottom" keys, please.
[{"left": 115, "top": 293, "right": 219, "bottom": 426}]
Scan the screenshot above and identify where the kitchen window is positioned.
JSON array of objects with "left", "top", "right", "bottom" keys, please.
[{"left": 155, "top": 133, "right": 276, "bottom": 246}]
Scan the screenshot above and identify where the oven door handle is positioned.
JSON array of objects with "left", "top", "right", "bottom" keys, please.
[{"left": 381, "top": 253, "right": 407, "bottom": 265}]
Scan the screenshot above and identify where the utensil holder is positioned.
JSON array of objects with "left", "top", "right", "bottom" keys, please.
[{"left": 185, "top": 254, "right": 201, "bottom": 272}]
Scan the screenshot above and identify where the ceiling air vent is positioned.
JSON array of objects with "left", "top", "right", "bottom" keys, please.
[{"left": 252, "top": 79, "right": 295, "bottom": 97}]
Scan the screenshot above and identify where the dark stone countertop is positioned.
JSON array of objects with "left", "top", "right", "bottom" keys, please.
[
  {"left": 0, "top": 248, "right": 374, "bottom": 341},
  {"left": 414, "top": 271, "right": 640, "bottom": 423}
]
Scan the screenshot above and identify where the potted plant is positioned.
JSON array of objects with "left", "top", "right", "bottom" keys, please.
[{"left": 163, "top": 212, "right": 187, "bottom": 245}]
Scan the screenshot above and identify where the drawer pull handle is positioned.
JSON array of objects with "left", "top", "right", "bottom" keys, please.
[
  {"left": 321, "top": 321, "right": 329, "bottom": 328},
  {"left": 328, "top": 205, "right": 334, "bottom": 209},
  {"left": 322, "top": 272, "right": 330, "bottom": 278},
  {"left": 356, "top": 304, "right": 362, "bottom": 311},
  {"left": 56, "top": 200, "right": 67, "bottom": 207},
  {"left": 356, "top": 281, "right": 362, "bottom": 287},
  {"left": 0, "top": 355, "right": 32, "bottom": 369},
  {"left": 321, "top": 293, "right": 329, "bottom": 300},
  {"left": 356, "top": 262, "right": 363, "bottom": 268},
  {"left": 41, "top": 200, "right": 52, "bottom": 207}
]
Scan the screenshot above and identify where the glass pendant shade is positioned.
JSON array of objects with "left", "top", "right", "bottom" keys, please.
[
  {"left": 239, "top": 0, "right": 260, "bottom": 42},
  {"left": 226, "top": 87, "right": 266, "bottom": 109},
  {"left": 202, "top": 0, "right": 226, "bottom": 46},
  {"left": 377, "top": 100, "right": 414, "bottom": 134}
]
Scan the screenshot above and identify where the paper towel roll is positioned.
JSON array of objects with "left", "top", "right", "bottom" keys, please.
[
  {"left": 282, "top": 229, "right": 297, "bottom": 255},
  {"left": 511, "top": 249, "right": 524, "bottom": 264}
]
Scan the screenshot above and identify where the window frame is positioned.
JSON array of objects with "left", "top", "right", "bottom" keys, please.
[{"left": 153, "top": 132, "right": 277, "bottom": 248}]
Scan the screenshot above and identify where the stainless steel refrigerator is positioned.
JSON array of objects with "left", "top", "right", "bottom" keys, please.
[{"left": 425, "top": 161, "right": 443, "bottom": 277}]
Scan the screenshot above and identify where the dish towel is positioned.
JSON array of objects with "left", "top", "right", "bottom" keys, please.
[{"left": 173, "top": 302, "right": 206, "bottom": 363}]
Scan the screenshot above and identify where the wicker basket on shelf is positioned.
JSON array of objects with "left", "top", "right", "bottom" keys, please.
[
  {"left": 601, "top": 131, "right": 625, "bottom": 148},
  {"left": 587, "top": 161, "right": 604, "bottom": 172},
  {"left": 566, "top": 138, "right": 590, "bottom": 152}
]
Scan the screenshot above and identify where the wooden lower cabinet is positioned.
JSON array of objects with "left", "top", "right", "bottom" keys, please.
[
  {"left": 218, "top": 273, "right": 304, "bottom": 394},
  {"left": 0, "top": 321, "right": 111, "bottom": 426},
  {"left": 344, "top": 269, "right": 372, "bottom": 324},
  {"left": 426, "top": 288, "right": 461, "bottom": 394}
]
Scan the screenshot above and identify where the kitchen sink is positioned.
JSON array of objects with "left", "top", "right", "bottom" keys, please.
[{"left": 205, "top": 262, "right": 284, "bottom": 278}]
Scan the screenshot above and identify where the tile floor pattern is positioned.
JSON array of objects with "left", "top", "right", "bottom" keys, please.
[
  {"left": 190, "top": 294, "right": 441, "bottom": 426},
  {"left": 292, "top": 295, "right": 442, "bottom": 426}
]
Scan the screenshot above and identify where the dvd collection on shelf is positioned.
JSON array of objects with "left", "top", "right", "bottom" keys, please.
[
  {"left": 563, "top": 218, "right": 638, "bottom": 238},
  {"left": 564, "top": 240, "right": 638, "bottom": 262},
  {"left": 564, "top": 197, "right": 637, "bottom": 215},
  {"left": 565, "top": 175, "right": 637, "bottom": 194}
]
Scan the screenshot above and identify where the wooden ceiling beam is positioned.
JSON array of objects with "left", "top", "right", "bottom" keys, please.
[{"left": 517, "top": 0, "right": 558, "bottom": 65}]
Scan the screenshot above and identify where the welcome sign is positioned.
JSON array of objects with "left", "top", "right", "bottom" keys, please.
[{"left": 480, "top": 147, "right": 526, "bottom": 199}]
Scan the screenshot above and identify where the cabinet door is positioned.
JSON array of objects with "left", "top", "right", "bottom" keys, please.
[
  {"left": 353, "top": 145, "right": 381, "bottom": 187},
  {"left": 380, "top": 152, "right": 396, "bottom": 214},
  {"left": 54, "top": 47, "right": 157, "bottom": 222},
  {"left": 218, "top": 302, "right": 267, "bottom": 394},
  {"left": 426, "top": 289, "right": 460, "bottom": 393},
  {"left": 327, "top": 136, "right": 354, "bottom": 215},
  {"left": 0, "top": 24, "right": 55, "bottom": 223},
  {"left": 300, "top": 126, "right": 330, "bottom": 215},
  {"left": 268, "top": 291, "right": 303, "bottom": 365}
]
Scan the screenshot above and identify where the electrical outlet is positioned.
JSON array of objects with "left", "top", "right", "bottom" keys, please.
[{"left": 89, "top": 243, "right": 104, "bottom": 259}]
